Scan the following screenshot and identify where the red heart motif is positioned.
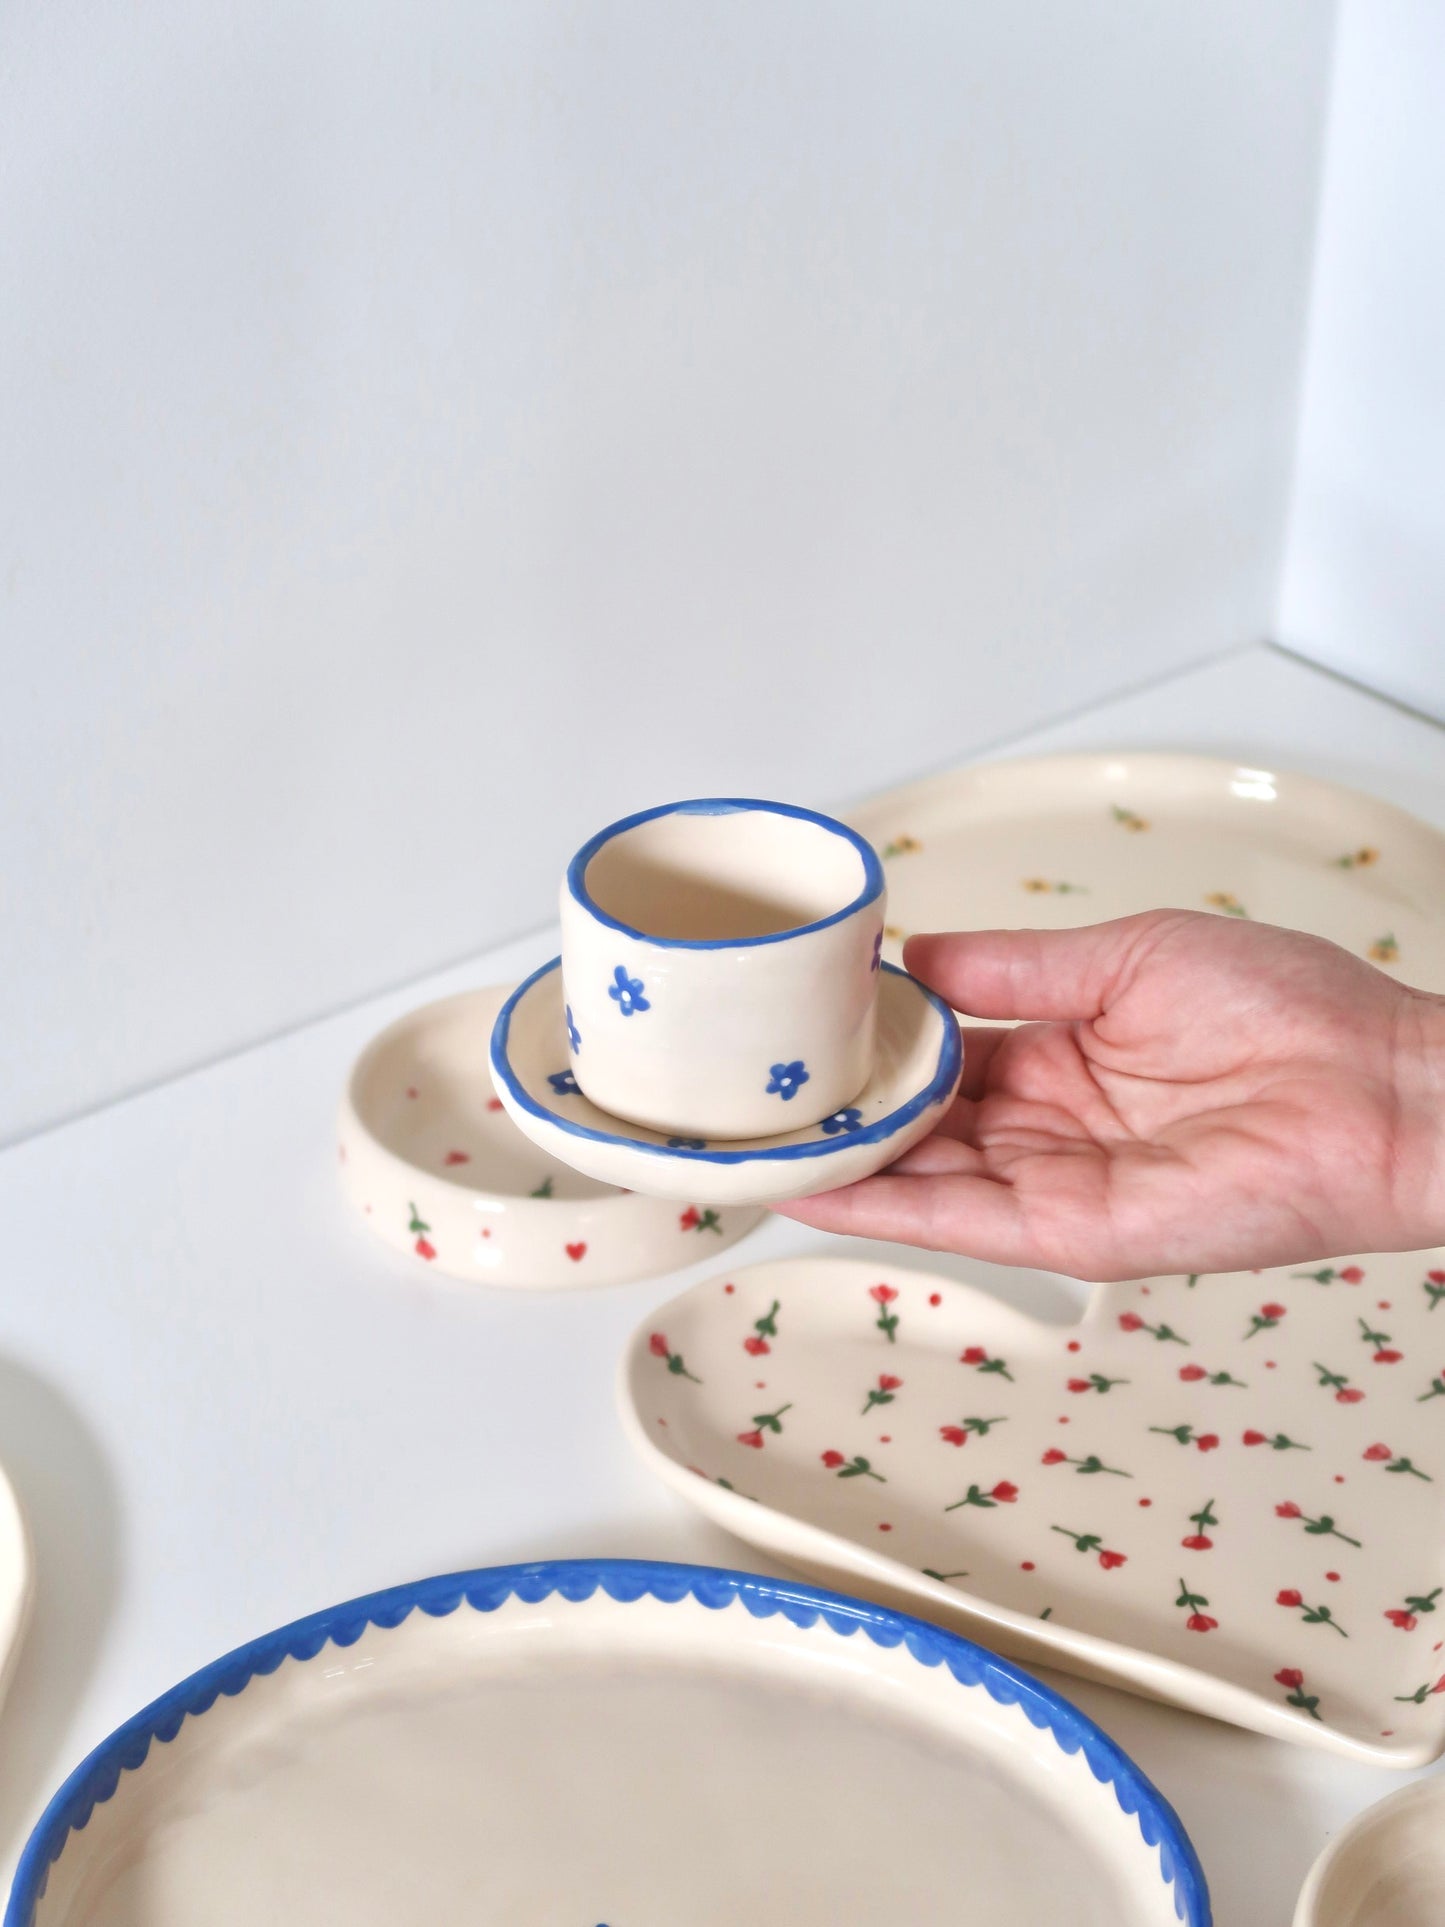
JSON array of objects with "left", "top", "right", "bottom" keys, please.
[
  {"left": 443, "top": 1150, "right": 470, "bottom": 1166},
  {"left": 565, "top": 1242, "right": 587, "bottom": 1262}
]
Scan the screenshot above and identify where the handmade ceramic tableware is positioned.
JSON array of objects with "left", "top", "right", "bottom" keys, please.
[
  {"left": 622, "top": 1253, "right": 1445, "bottom": 1766},
  {"left": 7, "top": 1560, "right": 1209, "bottom": 1927},
  {"left": 489, "top": 959, "right": 961, "bottom": 1206},
  {"left": 848, "top": 751, "right": 1445, "bottom": 994},
  {"left": 0, "top": 1458, "right": 31, "bottom": 1720},
  {"left": 338, "top": 986, "right": 763, "bottom": 1288},
  {"left": 560, "top": 798, "right": 886, "bottom": 1138},
  {"left": 1293, "top": 1775, "right": 1445, "bottom": 1926}
]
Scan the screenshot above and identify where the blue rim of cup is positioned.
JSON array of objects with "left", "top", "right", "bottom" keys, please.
[
  {"left": 490, "top": 959, "right": 962, "bottom": 1164},
  {"left": 565, "top": 798, "right": 886, "bottom": 950},
  {"left": 5, "top": 1558, "right": 1210, "bottom": 1927}
]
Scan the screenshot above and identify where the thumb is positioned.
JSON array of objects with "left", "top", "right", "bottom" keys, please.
[{"left": 902, "top": 913, "right": 1169, "bottom": 1021}]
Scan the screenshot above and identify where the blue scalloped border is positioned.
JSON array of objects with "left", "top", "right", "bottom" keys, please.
[
  {"left": 6, "top": 1559, "right": 1209, "bottom": 1927},
  {"left": 491, "top": 960, "right": 963, "bottom": 1164}
]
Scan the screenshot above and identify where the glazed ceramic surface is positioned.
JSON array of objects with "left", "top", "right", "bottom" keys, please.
[
  {"left": 0, "top": 1458, "right": 31, "bottom": 1720},
  {"left": 848, "top": 752, "right": 1445, "bottom": 993},
  {"left": 560, "top": 799, "right": 885, "bottom": 1137},
  {"left": 1293, "top": 1774, "right": 1445, "bottom": 1926},
  {"left": 622, "top": 1255, "right": 1445, "bottom": 1766},
  {"left": 8, "top": 1561, "right": 1208, "bottom": 1927},
  {"left": 338, "top": 986, "right": 762, "bottom": 1288},
  {"left": 490, "top": 960, "right": 961, "bottom": 1207}
]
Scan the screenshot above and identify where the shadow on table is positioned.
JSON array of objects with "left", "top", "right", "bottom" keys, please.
[{"left": 0, "top": 1358, "right": 120, "bottom": 1874}]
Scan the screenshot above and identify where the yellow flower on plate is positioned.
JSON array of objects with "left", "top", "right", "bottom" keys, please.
[
  {"left": 1110, "top": 805, "right": 1150, "bottom": 832},
  {"left": 1369, "top": 933, "right": 1399, "bottom": 964},
  {"left": 1205, "top": 892, "right": 1248, "bottom": 918},
  {"left": 882, "top": 836, "right": 920, "bottom": 859},
  {"left": 1334, "top": 847, "right": 1380, "bottom": 869}
]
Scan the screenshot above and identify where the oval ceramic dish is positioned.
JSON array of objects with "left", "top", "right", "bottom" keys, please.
[
  {"left": 7, "top": 1560, "right": 1210, "bottom": 1927},
  {"left": 1293, "top": 1775, "right": 1445, "bottom": 1926},
  {"left": 621, "top": 1256, "right": 1445, "bottom": 1767},
  {"left": 339, "top": 986, "right": 763, "bottom": 1288},
  {"left": 488, "top": 959, "right": 962, "bottom": 1206}
]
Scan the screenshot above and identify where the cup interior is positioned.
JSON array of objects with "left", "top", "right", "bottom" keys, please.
[{"left": 575, "top": 802, "right": 876, "bottom": 943}]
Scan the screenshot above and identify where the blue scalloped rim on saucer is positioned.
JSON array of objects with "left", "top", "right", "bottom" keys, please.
[
  {"left": 567, "top": 797, "right": 885, "bottom": 950},
  {"left": 490, "top": 959, "right": 961, "bottom": 1165},
  {"left": 7, "top": 1559, "right": 1208, "bottom": 1927}
]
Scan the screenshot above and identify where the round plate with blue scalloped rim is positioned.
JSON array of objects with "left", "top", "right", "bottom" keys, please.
[
  {"left": 488, "top": 960, "right": 963, "bottom": 1206},
  {"left": 8, "top": 1560, "right": 1209, "bottom": 1927}
]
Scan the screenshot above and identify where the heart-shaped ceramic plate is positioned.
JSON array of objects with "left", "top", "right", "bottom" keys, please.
[
  {"left": 621, "top": 1254, "right": 1445, "bottom": 1765},
  {"left": 339, "top": 986, "right": 763, "bottom": 1286}
]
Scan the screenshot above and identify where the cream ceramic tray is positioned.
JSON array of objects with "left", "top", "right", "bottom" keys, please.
[
  {"left": 7, "top": 1561, "right": 1208, "bottom": 1927},
  {"left": 623, "top": 1254, "right": 1445, "bottom": 1765},
  {"left": 849, "top": 751, "right": 1445, "bottom": 993}
]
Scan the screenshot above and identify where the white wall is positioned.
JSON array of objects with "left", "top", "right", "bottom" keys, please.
[
  {"left": 0, "top": 2, "right": 1333, "bottom": 1146},
  {"left": 1278, "top": 0, "right": 1445, "bottom": 722}
]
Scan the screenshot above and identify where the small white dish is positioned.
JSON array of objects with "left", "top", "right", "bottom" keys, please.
[
  {"left": 489, "top": 959, "right": 962, "bottom": 1206},
  {"left": 0, "top": 1457, "right": 31, "bottom": 1721},
  {"left": 339, "top": 986, "right": 764, "bottom": 1288},
  {"left": 6, "top": 1559, "right": 1209, "bottom": 1927},
  {"left": 561, "top": 798, "right": 886, "bottom": 1138},
  {"left": 1293, "top": 1776, "right": 1445, "bottom": 1926}
]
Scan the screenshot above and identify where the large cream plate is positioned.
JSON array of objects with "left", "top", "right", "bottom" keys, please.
[
  {"left": 7, "top": 1561, "right": 1208, "bottom": 1927},
  {"left": 339, "top": 986, "right": 763, "bottom": 1287},
  {"left": 849, "top": 751, "right": 1444, "bottom": 991},
  {"left": 0, "top": 1458, "right": 30, "bottom": 1720},
  {"left": 623, "top": 1253, "right": 1445, "bottom": 1767}
]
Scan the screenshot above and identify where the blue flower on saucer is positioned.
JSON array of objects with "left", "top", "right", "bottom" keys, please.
[
  {"left": 820, "top": 1107, "right": 863, "bottom": 1134},
  {"left": 870, "top": 929, "right": 883, "bottom": 971},
  {"left": 608, "top": 965, "right": 650, "bottom": 1017},
  {"left": 667, "top": 1136, "right": 707, "bottom": 1149},
  {"left": 548, "top": 1070, "right": 580, "bottom": 1096},
  {"left": 565, "top": 1004, "right": 581, "bottom": 1054},
  {"left": 766, "top": 1060, "right": 810, "bottom": 1102}
]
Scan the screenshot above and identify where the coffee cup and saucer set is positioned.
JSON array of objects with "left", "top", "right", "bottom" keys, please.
[
  {"left": 338, "top": 797, "right": 961, "bottom": 1291},
  {"left": 489, "top": 797, "right": 962, "bottom": 1205}
]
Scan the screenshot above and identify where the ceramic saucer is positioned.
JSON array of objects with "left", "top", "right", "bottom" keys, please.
[
  {"left": 488, "top": 960, "right": 962, "bottom": 1207},
  {"left": 339, "top": 986, "right": 764, "bottom": 1287},
  {"left": 1293, "top": 1775, "right": 1445, "bottom": 1926},
  {"left": 7, "top": 1560, "right": 1209, "bottom": 1927},
  {"left": 0, "top": 1457, "right": 30, "bottom": 1721}
]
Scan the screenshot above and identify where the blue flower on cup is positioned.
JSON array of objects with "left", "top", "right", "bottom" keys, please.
[
  {"left": 548, "top": 1070, "right": 580, "bottom": 1096},
  {"left": 820, "top": 1107, "right": 863, "bottom": 1134},
  {"left": 565, "top": 1004, "right": 581, "bottom": 1054},
  {"left": 608, "top": 965, "right": 650, "bottom": 1017},
  {"left": 766, "top": 1060, "right": 810, "bottom": 1102},
  {"left": 667, "top": 1136, "right": 706, "bottom": 1150}
]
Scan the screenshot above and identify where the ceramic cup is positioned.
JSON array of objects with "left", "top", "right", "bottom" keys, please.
[{"left": 559, "top": 799, "right": 886, "bottom": 1139}]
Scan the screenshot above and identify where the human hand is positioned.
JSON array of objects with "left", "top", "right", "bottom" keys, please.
[{"left": 775, "top": 911, "right": 1445, "bottom": 1280}]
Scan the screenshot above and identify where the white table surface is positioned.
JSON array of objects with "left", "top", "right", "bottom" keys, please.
[{"left": 2, "top": 641, "right": 1442, "bottom": 1926}]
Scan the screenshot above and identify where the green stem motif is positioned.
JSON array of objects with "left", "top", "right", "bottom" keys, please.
[
  {"left": 752, "top": 1403, "right": 792, "bottom": 1435},
  {"left": 529, "top": 1175, "right": 554, "bottom": 1198},
  {"left": 1418, "top": 1375, "right": 1445, "bottom": 1404}
]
